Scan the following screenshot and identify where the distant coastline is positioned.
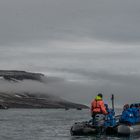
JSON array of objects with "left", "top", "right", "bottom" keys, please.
[{"left": 0, "top": 70, "right": 89, "bottom": 109}]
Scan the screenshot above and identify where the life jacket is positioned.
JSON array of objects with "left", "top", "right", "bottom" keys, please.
[{"left": 91, "top": 96, "right": 107, "bottom": 115}]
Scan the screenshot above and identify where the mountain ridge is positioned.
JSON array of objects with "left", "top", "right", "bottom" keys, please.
[
  {"left": 0, "top": 70, "right": 89, "bottom": 109},
  {"left": 0, "top": 70, "right": 44, "bottom": 82}
]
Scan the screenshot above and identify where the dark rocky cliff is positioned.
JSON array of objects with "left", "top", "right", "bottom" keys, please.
[{"left": 0, "top": 70, "right": 44, "bottom": 82}]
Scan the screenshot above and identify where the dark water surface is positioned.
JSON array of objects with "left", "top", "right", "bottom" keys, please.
[{"left": 0, "top": 109, "right": 139, "bottom": 140}]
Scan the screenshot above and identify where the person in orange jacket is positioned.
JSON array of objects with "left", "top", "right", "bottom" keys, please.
[{"left": 91, "top": 93, "right": 108, "bottom": 119}]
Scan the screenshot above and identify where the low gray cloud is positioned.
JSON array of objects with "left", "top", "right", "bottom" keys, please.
[
  {"left": 0, "top": 0, "right": 140, "bottom": 106},
  {"left": 0, "top": 0, "right": 140, "bottom": 45}
]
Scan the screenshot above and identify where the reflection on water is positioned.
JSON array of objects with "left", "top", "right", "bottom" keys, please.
[{"left": 0, "top": 109, "right": 139, "bottom": 140}]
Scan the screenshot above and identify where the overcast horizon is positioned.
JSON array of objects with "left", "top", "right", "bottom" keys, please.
[{"left": 0, "top": 0, "right": 140, "bottom": 106}]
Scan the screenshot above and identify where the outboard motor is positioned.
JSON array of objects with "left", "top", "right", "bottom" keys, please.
[{"left": 94, "top": 114, "right": 105, "bottom": 126}]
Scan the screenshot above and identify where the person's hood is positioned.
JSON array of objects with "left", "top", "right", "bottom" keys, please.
[{"left": 95, "top": 95, "right": 102, "bottom": 101}]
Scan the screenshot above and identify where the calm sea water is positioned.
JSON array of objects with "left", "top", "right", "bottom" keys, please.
[{"left": 0, "top": 109, "right": 139, "bottom": 140}]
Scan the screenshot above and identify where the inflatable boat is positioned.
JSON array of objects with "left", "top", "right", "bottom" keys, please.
[
  {"left": 70, "top": 109, "right": 119, "bottom": 136},
  {"left": 70, "top": 121, "right": 118, "bottom": 136},
  {"left": 117, "top": 103, "right": 140, "bottom": 136},
  {"left": 117, "top": 124, "right": 140, "bottom": 136},
  {"left": 70, "top": 121, "right": 97, "bottom": 136},
  {"left": 70, "top": 93, "right": 140, "bottom": 137}
]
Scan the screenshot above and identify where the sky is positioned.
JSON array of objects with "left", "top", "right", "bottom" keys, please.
[{"left": 0, "top": 0, "right": 140, "bottom": 106}]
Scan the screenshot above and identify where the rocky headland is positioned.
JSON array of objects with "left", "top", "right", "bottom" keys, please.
[
  {"left": 0, "top": 70, "right": 44, "bottom": 82},
  {"left": 0, "top": 70, "right": 89, "bottom": 109}
]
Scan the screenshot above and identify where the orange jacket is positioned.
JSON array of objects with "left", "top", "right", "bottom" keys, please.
[{"left": 91, "top": 96, "right": 107, "bottom": 115}]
